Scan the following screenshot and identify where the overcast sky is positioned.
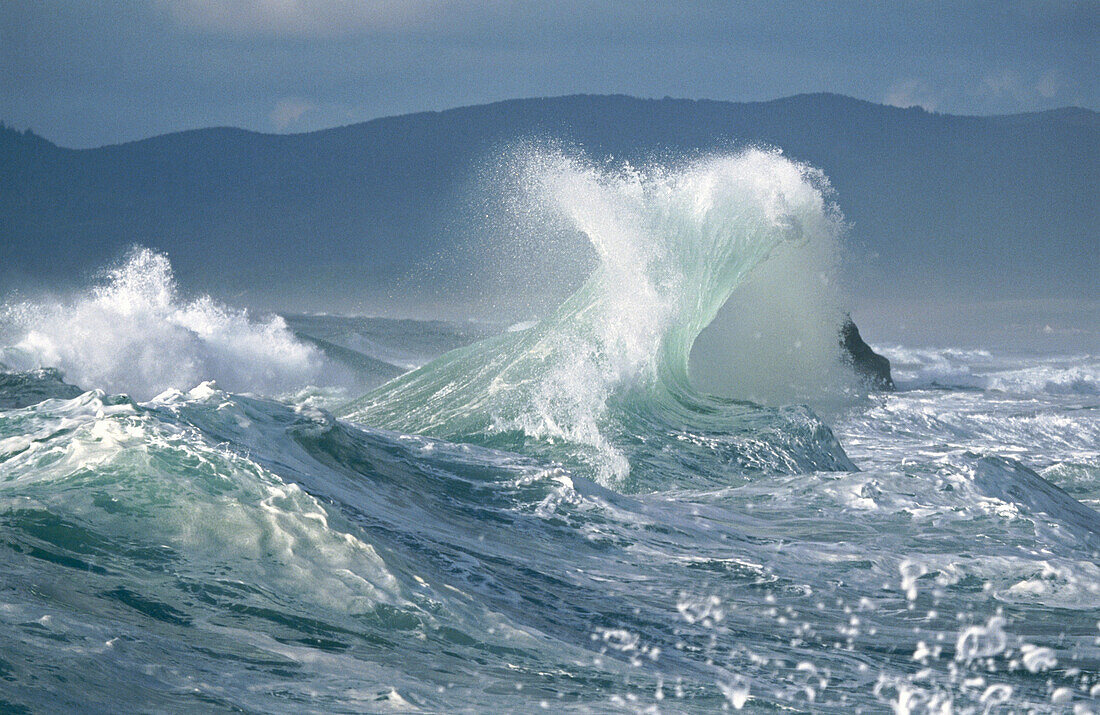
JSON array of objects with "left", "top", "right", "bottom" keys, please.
[{"left": 1, "top": 1, "right": 1096, "bottom": 148}]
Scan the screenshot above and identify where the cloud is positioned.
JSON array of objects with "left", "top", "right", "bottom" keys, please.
[
  {"left": 983, "top": 69, "right": 1061, "bottom": 103},
  {"left": 269, "top": 97, "right": 315, "bottom": 130},
  {"left": 884, "top": 80, "right": 939, "bottom": 111},
  {"left": 983, "top": 71, "right": 1027, "bottom": 99},
  {"left": 164, "top": 0, "right": 436, "bottom": 37},
  {"left": 3, "top": 1, "right": 1092, "bottom": 147},
  {"left": 1035, "top": 70, "right": 1060, "bottom": 99}
]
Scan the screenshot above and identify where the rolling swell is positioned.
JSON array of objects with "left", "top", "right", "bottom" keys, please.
[
  {"left": 3, "top": 143, "right": 1095, "bottom": 710},
  {"left": 5, "top": 370, "right": 1096, "bottom": 710},
  {"left": 0, "top": 382, "right": 633, "bottom": 710},
  {"left": 339, "top": 149, "right": 854, "bottom": 489},
  {"left": 0, "top": 377, "right": 861, "bottom": 710}
]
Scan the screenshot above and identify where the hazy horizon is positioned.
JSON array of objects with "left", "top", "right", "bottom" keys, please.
[
  {"left": 6, "top": 90, "right": 1098, "bottom": 151},
  {"left": 3, "top": 1, "right": 1095, "bottom": 148}
]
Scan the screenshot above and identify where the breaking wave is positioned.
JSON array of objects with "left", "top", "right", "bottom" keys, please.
[
  {"left": 340, "top": 149, "right": 852, "bottom": 487},
  {"left": 0, "top": 248, "right": 323, "bottom": 399},
  {"left": 881, "top": 345, "right": 1100, "bottom": 395},
  {"left": 2, "top": 146, "right": 1098, "bottom": 712}
]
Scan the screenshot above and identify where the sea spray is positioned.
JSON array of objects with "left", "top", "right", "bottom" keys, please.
[
  {"left": 4, "top": 371, "right": 1094, "bottom": 710},
  {"left": 688, "top": 214, "right": 862, "bottom": 410},
  {"left": 0, "top": 248, "right": 322, "bottom": 399},
  {"left": 339, "top": 148, "right": 850, "bottom": 485},
  {"left": 2, "top": 143, "right": 1094, "bottom": 712}
]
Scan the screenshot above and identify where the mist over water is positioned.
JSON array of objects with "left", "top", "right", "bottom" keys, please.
[
  {"left": 690, "top": 216, "right": 861, "bottom": 411},
  {"left": 341, "top": 148, "right": 855, "bottom": 485},
  {"left": 1, "top": 147, "right": 1098, "bottom": 712}
]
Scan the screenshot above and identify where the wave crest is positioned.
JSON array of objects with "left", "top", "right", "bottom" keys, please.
[
  {"left": 340, "top": 149, "right": 849, "bottom": 485},
  {"left": 1, "top": 248, "right": 322, "bottom": 399}
]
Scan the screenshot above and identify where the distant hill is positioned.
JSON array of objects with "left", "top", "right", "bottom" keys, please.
[{"left": 1, "top": 94, "right": 1096, "bottom": 315}]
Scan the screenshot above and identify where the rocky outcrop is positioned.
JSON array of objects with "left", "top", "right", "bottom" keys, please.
[
  {"left": 0, "top": 367, "right": 84, "bottom": 409},
  {"left": 840, "top": 318, "right": 894, "bottom": 391}
]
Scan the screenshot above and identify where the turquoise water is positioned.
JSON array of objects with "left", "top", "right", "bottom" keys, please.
[{"left": 1, "top": 150, "right": 1098, "bottom": 712}]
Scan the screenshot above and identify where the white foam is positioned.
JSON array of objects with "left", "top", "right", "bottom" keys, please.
[
  {"left": 346, "top": 148, "right": 845, "bottom": 485},
  {"left": 878, "top": 345, "right": 1100, "bottom": 396},
  {"left": 0, "top": 385, "right": 404, "bottom": 613},
  {"left": 1, "top": 249, "right": 322, "bottom": 399}
]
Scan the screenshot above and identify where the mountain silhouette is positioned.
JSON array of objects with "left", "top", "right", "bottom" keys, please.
[{"left": 2, "top": 93, "right": 1096, "bottom": 315}]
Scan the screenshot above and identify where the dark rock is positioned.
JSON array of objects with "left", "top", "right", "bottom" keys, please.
[
  {"left": 840, "top": 317, "right": 894, "bottom": 391},
  {"left": 0, "top": 368, "right": 85, "bottom": 408}
]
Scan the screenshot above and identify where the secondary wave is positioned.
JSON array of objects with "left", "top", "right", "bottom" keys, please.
[
  {"left": 0, "top": 248, "right": 323, "bottom": 399},
  {"left": 339, "top": 149, "right": 852, "bottom": 487}
]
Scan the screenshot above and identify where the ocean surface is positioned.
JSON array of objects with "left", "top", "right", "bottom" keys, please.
[{"left": 1, "top": 150, "right": 1098, "bottom": 712}]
